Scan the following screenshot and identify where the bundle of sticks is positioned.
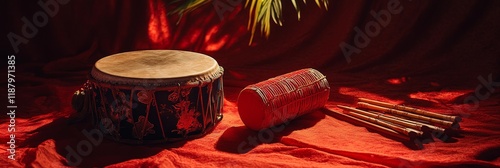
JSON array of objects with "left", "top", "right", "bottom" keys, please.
[{"left": 334, "top": 98, "right": 462, "bottom": 149}]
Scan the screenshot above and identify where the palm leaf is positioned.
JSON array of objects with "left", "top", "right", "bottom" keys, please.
[
  {"left": 170, "top": 0, "right": 212, "bottom": 22},
  {"left": 290, "top": 0, "right": 301, "bottom": 20},
  {"left": 246, "top": 0, "right": 328, "bottom": 44},
  {"left": 170, "top": 0, "right": 329, "bottom": 44}
]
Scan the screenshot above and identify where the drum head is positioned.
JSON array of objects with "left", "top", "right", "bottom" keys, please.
[{"left": 91, "top": 50, "right": 221, "bottom": 86}]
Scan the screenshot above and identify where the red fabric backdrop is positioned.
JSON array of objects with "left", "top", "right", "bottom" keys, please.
[{"left": 1, "top": 0, "right": 500, "bottom": 167}]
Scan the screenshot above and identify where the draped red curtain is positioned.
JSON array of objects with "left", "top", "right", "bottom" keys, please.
[{"left": 2, "top": 0, "right": 500, "bottom": 167}]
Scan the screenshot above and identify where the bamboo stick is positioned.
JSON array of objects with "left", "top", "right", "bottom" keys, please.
[
  {"left": 328, "top": 108, "right": 410, "bottom": 141},
  {"left": 370, "top": 110, "right": 446, "bottom": 133},
  {"left": 338, "top": 105, "right": 444, "bottom": 135},
  {"left": 359, "top": 98, "right": 461, "bottom": 122},
  {"left": 338, "top": 105, "right": 424, "bottom": 139},
  {"left": 357, "top": 102, "right": 455, "bottom": 128}
]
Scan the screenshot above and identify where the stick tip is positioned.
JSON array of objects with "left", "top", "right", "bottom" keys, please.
[
  {"left": 444, "top": 128, "right": 461, "bottom": 137},
  {"left": 451, "top": 121, "right": 461, "bottom": 129},
  {"left": 408, "top": 131, "right": 421, "bottom": 140},
  {"left": 357, "top": 102, "right": 368, "bottom": 107},
  {"left": 336, "top": 105, "right": 351, "bottom": 110},
  {"left": 404, "top": 136, "right": 424, "bottom": 150},
  {"left": 337, "top": 104, "right": 346, "bottom": 108}
]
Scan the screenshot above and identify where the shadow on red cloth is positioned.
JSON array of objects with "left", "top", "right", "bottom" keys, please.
[
  {"left": 215, "top": 110, "right": 325, "bottom": 154},
  {"left": 322, "top": 108, "right": 428, "bottom": 150},
  {"left": 476, "top": 146, "right": 500, "bottom": 162},
  {"left": 19, "top": 117, "right": 186, "bottom": 167},
  {"left": 430, "top": 163, "right": 500, "bottom": 168}
]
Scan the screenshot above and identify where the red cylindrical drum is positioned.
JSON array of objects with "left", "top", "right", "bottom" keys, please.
[{"left": 237, "top": 68, "right": 330, "bottom": 130}]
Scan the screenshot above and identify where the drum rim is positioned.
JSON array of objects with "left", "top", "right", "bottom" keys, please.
[
  {"left": 91, "top": 66, "right": 223, "bottom": 87},
  {"left": 91, "top": 50, "right": 223, "bottom": 86}
]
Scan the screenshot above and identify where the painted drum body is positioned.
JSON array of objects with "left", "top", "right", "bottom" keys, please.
[{"left": 87, "top": 50, "right": 223, "bottom": 144}]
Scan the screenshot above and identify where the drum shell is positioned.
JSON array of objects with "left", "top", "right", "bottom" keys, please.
[
  {"left": 89, "top": 68, "right": 224, "bottom": 144},
  {"left": 237, "top": 68, "right": 329, "bottom": 131}
]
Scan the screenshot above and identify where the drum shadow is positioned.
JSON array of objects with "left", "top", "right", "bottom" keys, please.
[
  {"left": 215, "top": 110, "right": 325, "bottom": 154},
  {"left": 20, "top": 117, "right": 186, "bottom": 167}
]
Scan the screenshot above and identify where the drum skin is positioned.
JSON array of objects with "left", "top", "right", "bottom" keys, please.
[{"left": 87, "top": 50, "right": 224, "bottom": 144}]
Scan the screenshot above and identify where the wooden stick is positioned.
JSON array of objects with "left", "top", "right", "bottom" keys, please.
[
  {"left": 338, "top": 105, "right": 423, "bottom": 139},
  {"left": 359, "top": 98, "right": 461, "bottom": 122},
  {"left": 328, "top": 108, "right": 410, "bottom": 141},
  {"left": 357, "top": 102, "right": 455, "bottom": 128},
  {"left": 369, "top": 110, "right": 446, "bottom": 134},
  {"left": 338, "top": 105, "right": 443, "bottom": 135}
]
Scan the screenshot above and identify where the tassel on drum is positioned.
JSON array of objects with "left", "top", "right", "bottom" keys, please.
[
  {"left": 237, "top": 68, "right": 330, "bottom": 131},
  {"left": 69, "top": 81, "right": 95, "bottom": 124}
]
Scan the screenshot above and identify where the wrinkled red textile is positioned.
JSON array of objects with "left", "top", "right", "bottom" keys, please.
[{"left": 1, "top": 0, "right": 500, "bottom": 167}]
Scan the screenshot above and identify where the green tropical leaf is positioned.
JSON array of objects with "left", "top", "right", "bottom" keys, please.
[{"left": 171, "top": 0, "right": 329, "bottom": 44}]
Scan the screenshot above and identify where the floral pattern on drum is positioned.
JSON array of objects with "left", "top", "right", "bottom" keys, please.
[
  {"left": 111, "top": 91, "right": 133, "bottom": 124},
  {"left": 168, "top": 91, "right": 179, "bottom": 102},
  {"left": 133, "top": 115, "right": 155, "bottom": 139},
  {"left": 90, "top": 74, "right": 223, "bottom": 143},
  {"left": 137, "top": 90, "right": 153, "bottom": 104},
  {"left": 173, "top": 102, "right": 201, "bottom": 137},
  {"left": 168, "top": 88, "right": 203, "bottom": 137}
]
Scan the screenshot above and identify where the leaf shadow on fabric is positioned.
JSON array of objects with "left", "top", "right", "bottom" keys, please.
[{"left": 214, "top": 110, "right": 325, "bottom": 154}]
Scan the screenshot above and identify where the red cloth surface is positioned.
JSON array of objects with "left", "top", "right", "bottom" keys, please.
[{"left": 2, "top": 0, "right": 500, "bottom": 167}]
